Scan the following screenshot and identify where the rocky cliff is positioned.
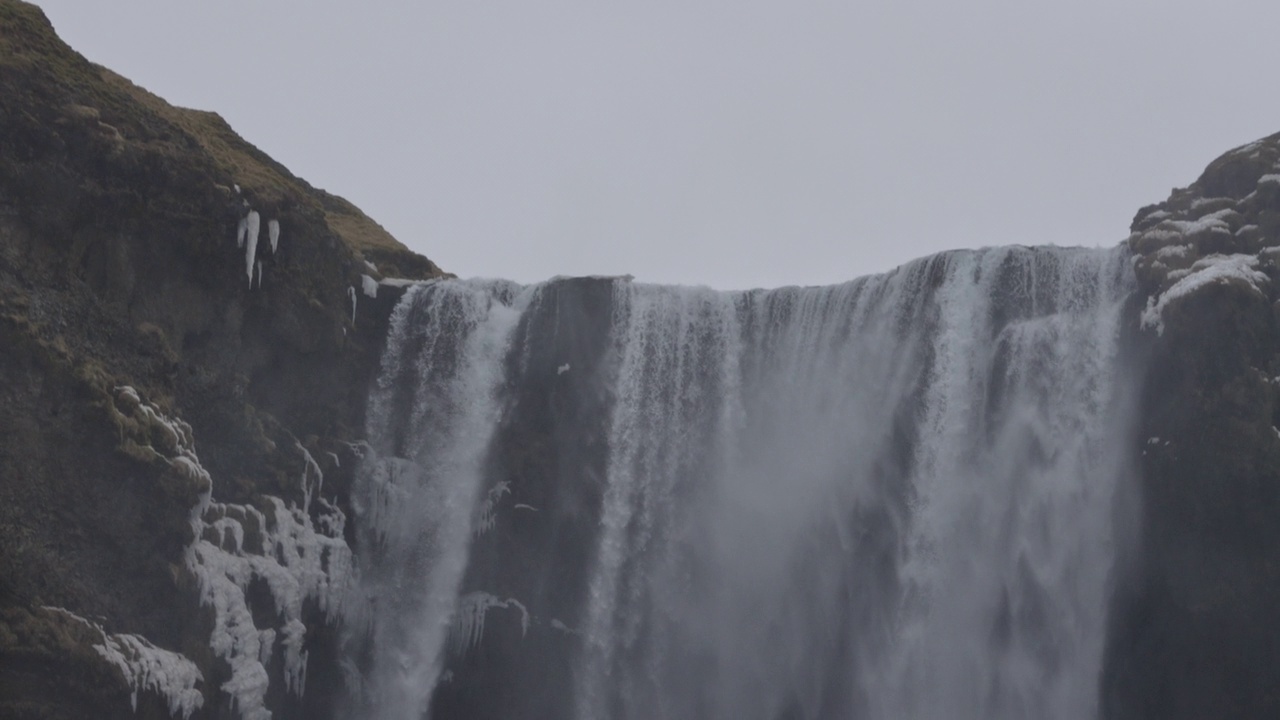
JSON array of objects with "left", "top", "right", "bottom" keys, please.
[
  {"left": 1105, "top": 133, "right": 1280, "bottom": 719},
  {"left": 4, "top": 0, "right": 1280, "bottom": 717},
  {"left": 0, "top": 2, "right": 440, "bottom": 717}
]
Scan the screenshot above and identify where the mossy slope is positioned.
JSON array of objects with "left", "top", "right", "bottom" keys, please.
[{"left": 0, "top": 2, "right": 432, "bottom": 717}]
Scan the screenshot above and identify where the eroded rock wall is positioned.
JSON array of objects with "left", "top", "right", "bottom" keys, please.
[
  {"left": 0, "top": 2, "right": 437, "bottom": 717},
  {"left": 1107, "top": 133, "right": 1280, "bottom": 719}
]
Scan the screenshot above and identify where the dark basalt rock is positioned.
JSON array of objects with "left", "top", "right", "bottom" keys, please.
[
  {"left": 1105, "top": 135, "right": 1280, "bottom": 719},
  {"left": 0, "top": 2, "right": 442, "bottom": 717},
  {"left": 430, "top": 277, "right": 619, "bottom": 720}
]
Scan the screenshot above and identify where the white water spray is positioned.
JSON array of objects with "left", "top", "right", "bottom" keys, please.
[
  {"left": 344, "top": 246, "right": 1139, "bottom": 720},
  {"left": 343, "top": 279, "right": 531, "bottom": 720}
]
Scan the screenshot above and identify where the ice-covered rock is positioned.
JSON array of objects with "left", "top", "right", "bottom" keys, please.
[
  {"left": 448, "top": 592, "right": 530, "bottom": 656},
  {"left": 43, "top": 607, "right": 204, "bottom": 719},
  {"left": 110, "top": 386, "right": 352, "bottom": 719}
]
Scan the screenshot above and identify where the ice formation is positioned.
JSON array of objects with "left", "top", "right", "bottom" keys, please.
[
  {"left": 268, "top": 219, "right": 280, "bottom": 254},
  {"left": 557, "top": 363, "right": 571, "bottom": 375},
  {"left": 361, "top": 274, "right": 379, "bottom": 298},
  {"left": 111, "top": 386, "right": 352, "bottom": 719},
  {"left": 474, "top": 481, "right": 510, "bottom": 536},
  {"left": 236, "top": 216, "right": 248, "bottom": 248},
  {"left": 448, "top": 592, "right": 530, "bottom": 656},
  {"left": 43, "top": 606, "right": 203, "bottom": 719},
  {"left": 295, "top": 441, "right": 323, "bottom": 512},
  {"left": 1141, "top": 254, "right": 1269, "bottom": 334},
  {"left": 348, "top": 286, "right": 357, "bottom": 324},
  {"left": 244, "top": 211, "right": 260, "bottom": 286}
]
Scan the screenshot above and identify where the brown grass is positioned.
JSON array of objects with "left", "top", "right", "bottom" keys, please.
[{"left": 0, "top": 0, "right": 442, "bottom": 275}]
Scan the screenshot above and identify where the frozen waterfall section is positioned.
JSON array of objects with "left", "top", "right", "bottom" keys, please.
[{"left": 344, "top": 247, "right": 1140, "bottom": 720}]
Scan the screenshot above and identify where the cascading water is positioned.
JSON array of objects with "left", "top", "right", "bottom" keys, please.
[
  {"left": 342, "top": 279, "right": 533, "bottom": 720},
  {"left": 342, "top": 246, "right": 1140, "bottom": 720}
]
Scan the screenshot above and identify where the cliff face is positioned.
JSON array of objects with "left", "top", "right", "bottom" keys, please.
[
  {"left": 0, "top": 2, "right": 438, "bottom": 717},
  {"left": 1105, "top": 134, "right": 1280, "bottom": 719}
]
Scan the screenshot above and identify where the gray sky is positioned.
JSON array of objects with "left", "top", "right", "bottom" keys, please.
[{"left": 36, "top": 0, "right": 1280, "bottom": 289}]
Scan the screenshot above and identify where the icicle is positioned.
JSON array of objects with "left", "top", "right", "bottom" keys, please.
[
  {"left": 474, "top": 481, "right": 510, "bottom": 536},
  {"left": 244, "top": 210, "right": 260, "bottom": 286},
  {"left": 255, "top": 261, "right": 263, "bottom": 289},
  {"left": 268, "top": 219, "right": 280, "bottom": 254},
  {"left": 348, "top": 286, "right": 357, "bottom": 325},
  {"left": 449, "top": 592, "right": 530, "bottom": 656},
  {"left": 295, "top": 441, "right": 324, "bottom": 513},
  {"left": 236, "top": 216, "right": 247, "bottom": 248}
]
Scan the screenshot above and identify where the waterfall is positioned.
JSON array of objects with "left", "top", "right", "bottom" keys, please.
[
  {"left": 342, "top": 279, "right": 532, "bottom": 720},
  {"left": 342, "top": 246, "right": 1140, "bottom": 720}
]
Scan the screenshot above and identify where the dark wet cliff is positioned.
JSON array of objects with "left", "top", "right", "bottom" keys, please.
[
  {"left": 3, "top": 0, "right": 1280, "bottom": 717},
  {"left": 1104, "top": 133, "right": 1280, "bottom": 719},
  {"left": 0, "top": 2, "right": 438, "bottom": 717}
]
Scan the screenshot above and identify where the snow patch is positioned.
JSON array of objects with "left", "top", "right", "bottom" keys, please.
[
  {"left": 1229, "top": 139, "right": 1264, "bottom": 159},
  {"left": 361, "top": 274, "right": 379, "bottom": 298},
  {"left": 557, "top": 363, "right": 571, "bottom": 375},
  {"left": 1154, "top": 244, "right": 1190, "bottom": 261},
  {"left": 1141, "top": 254, "right": 1269, "bottom": 335},
  {"left": 1137, "top": 209, "right": 1235, "bottom": 245},
  {"left": 1190, "top": 196, "right": 1230, "bottom": 210},
  {"left": 378, "top": 277, "right": 421, "bottom": 288}
]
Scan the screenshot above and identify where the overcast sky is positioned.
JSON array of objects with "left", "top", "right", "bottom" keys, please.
[{"left": 35, "top": 1, "right": 1280, "bottom": 289}]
